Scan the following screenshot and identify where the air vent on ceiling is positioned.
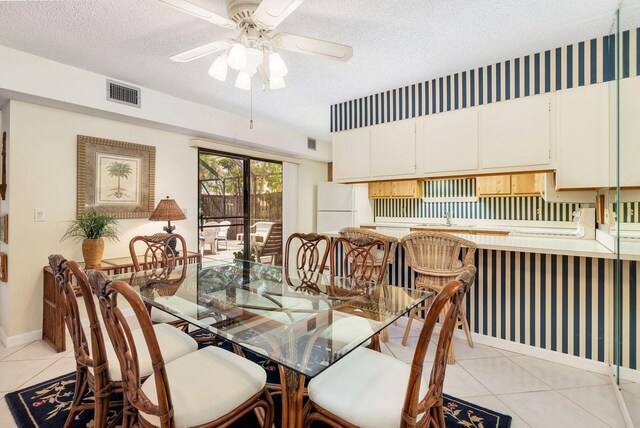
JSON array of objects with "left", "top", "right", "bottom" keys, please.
[
  {"left": 106, "top": 80, "right": 141, "bottom": 108},
  {"left": 307, "top": 137, "right": 317, "bottom": 151}
]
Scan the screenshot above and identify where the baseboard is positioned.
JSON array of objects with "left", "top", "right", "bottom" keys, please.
[
  {"left": 618, "top": 366, "right": 640, "bottom": 384},
  {"left": 0, "top": 308, "right": 136, "bottom": 350},
  {"left": 1, "top": 328, "right": 44, "bottom": 348},
  {"left": 606, "top": 370, "right": 636, "bottom": 428},
  {"left": 443, "top": 326, "right": 612, "bottom": 375}
]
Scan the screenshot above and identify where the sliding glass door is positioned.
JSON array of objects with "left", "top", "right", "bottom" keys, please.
[{"left": 198, "top": 149, "right": 283, "bottom": 264}]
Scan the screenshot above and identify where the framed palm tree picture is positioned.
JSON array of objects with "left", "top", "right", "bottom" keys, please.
[{"left": 77, "top": 135, "right": 156, "bottom": 219}]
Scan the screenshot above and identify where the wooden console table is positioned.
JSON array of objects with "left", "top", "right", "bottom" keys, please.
[{"left": 42, "top": 251, "right": 202, "bottom": 352}]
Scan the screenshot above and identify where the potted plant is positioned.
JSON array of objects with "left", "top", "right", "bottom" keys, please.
[{"left": 61, "top": 211, "right": 120, "bottom": 268}]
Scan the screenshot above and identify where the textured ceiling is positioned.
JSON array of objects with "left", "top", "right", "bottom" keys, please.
[{"left": 0, "top": 0, "right": 629, "bottom": 141}]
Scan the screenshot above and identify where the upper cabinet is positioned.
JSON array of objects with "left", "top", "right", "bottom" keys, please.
[
  {"left": 480, "top": 93, "right": 552, "bottom": 169},
  {"left": 370, "top": 120, "right": 416, "bottom": 177},
  {"left": 420, "top": 108, "right": 479, "bottom": 174},
  {"left": 368, "top": 180, "right": 422, "bottom": 199},
  {"left": 619, "top": 76, "right": 640, "bottom": 187},
  {"left": 477, "top": 173, "right": 544, "bottom": 197},
  {"left": 332, "top": 128, "right": 371, "bottom": 181},
  {"left": 556, "top": 83, "right": 610, "bottom": 189}
]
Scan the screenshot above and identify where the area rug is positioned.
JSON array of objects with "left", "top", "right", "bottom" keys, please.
[{"left": 6, "top": 331, "right": 511, "bottom": 427}]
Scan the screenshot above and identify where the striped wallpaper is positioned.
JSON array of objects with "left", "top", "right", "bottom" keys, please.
[
  {"left": 334, "top": 241, "right": 637, "bottom": 370},
  {"left": 331, "top": 27, "right": 640, "bottom": 132},
  {"left": 374, "top": 178, "right": 581, "bottom": 222},
  {"left": 616, "top": 202, "right": 640, "bottom": 223}
]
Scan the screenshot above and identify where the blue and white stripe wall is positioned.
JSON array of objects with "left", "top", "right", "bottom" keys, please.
[
  {"left": 374, "top": 178, "right": 582, "bottom": 222},
  {"left": 331, "top": 28, "right": 640, "bottom": 132},
  {"left": 333, "top": 241, "right": 638, "bottom": 370}
]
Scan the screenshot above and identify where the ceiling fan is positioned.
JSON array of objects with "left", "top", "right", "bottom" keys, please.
[{"left": 160, "top": 0, "right": 354, "bottom": 90}]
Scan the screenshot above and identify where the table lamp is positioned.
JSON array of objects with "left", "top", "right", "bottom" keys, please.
[{"left": 149, "top": 196, "right": 186, "bottom": 254}]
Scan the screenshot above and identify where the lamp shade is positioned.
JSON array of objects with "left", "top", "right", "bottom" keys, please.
[
  {"left": 227, "top": 43, "right": 247, "bottom": 71},
  {"left": 149, "top": 197, "right": 186, "bottom": 222},
  {"left": 235, "top": 70, "right": 252, "bottom": 91},
  {"left": 209, "top": 54, "right": 228, "bottom": 81}
]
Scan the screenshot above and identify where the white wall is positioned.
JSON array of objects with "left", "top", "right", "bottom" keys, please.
[
  {"left": 0, "top": 44, "right": 331, "bottom": 162},
  {"left": 2, "top": 100, "right": 327, "bottom": 340},
  {"left": 0, "top": 106, "right": 7, "bottom": 340},
  {"left": 296, "top": 159, "right": 328, "bottom": 233}
]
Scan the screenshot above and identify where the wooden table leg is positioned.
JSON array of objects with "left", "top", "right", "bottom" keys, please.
[{"left": 280, "top": 367, "right": 306, "bottom": 428}]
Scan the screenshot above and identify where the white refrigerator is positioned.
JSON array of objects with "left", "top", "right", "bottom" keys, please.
[{"left": 316, "top": 182, "right": 372, "bottom": 233}]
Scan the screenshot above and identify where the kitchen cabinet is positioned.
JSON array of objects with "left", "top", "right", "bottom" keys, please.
[
  {"left": 421, "top": 108, "right": 479, "bottom": 174},
  {"left": 556, "top": 83, "right": 610, "bottom": 189},
  {"left": 332, "top": 128, "right": 371, "bottom": 181},
  {"left": 481, "top": 93, "right": 552, "bottom": 169},
  {"left": 619, "top": 76, "right": 640, "bottom": 187},
  {"left": 370, "top": 120, "right": 416, "bottom": 177},
  {"left": 368, "top": 180, "right": 422, "bottom": 199},
  {"left": 476, "top": 174, "right": 511, "bottom": 196},
  {"left": 477, "top": 173, "right": 543, "bottom": 197},
  {"left": 511, "top": 173, "right": 544, "bottom": 195}
]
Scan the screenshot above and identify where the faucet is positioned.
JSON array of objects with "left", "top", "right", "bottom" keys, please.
[{"left": 444, "top": 211, "right": 452, "bottom": 226}]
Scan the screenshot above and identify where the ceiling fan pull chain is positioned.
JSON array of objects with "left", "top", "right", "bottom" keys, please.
[{"left": 250, "top": 84, "right": 254, "bottom": 130}]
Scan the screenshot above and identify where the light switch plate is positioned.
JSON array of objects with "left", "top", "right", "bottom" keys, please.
[{"left": 35, "top": 208, "right": 46, "bottom": 222}]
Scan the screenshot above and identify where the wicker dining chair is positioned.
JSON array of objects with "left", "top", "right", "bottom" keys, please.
[
  {"left": 400, "top": 232, "right": 477, "bottom": 364},
  {"left": 87, "top": 270, "right": 275, "bottom": 428},
  {"left": 47, "top": 255, "right": 198, "bottom": 428},
  {"left": 129, "top": 233, "right": 188, "bottom": 271},
  {"left": 328, "top": 235, "right": 391, "bottom": 351},
  {"left": 338, "top": 227, "right": 398, "bottom": 285},
  {"left": 302, "top": 267, "right": 477, "bottom": 428},
  {"left": 284, "top": 232, "right": 331, "bottom": 292},
  {"left": 130, "top": 233, "right": 191, "bottom": 330}
]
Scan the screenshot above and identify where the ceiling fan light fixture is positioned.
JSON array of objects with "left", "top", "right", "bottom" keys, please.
[
  {"left": 269, "top": 52, "right": 288, "bottom": 77},
  {"left": 269, "top": 74, "right": 286, "bottom": 90},
  {"left": 227, "top": 43, "right": 247, "bottom": 71},
  {"left": 245, "top": 47, "right": 264, "bottom": 75},
  {"left": 235, "top": 70, "right": 252, "bottom": 90},
  {"left": 208, "top": 54, "right": 228, "bottom": 81}
]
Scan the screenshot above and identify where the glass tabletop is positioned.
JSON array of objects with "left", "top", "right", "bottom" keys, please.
[{"left": 111, "top": 259, "right": 431, "bottom": 378}]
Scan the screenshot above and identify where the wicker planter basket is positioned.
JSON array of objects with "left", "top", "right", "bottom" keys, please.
[{"left": 82, "top": 238, "right": 104, "bottom": 269}]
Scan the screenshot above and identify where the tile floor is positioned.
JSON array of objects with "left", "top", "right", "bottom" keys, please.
[{"left": 0, "top": 316, "right": 633, "bottom": 428}]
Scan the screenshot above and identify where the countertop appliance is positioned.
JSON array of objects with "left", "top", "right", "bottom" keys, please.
[{"left": 317, "top": 182, "right": 369, "bottom": 233}]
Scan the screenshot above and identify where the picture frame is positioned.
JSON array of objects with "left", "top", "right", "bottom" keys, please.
[
  {"left": 0, "top": 252, "right": 7, "bottom": 282},
  {"left": 77, "top": 135, "right": 156, "bottom": 219},
  {"left": 0, "top": 214, "right": 7, "bottom": 244}
]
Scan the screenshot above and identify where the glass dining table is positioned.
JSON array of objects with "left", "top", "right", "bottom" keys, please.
[{"left": 111, "top": 259, "right": 431, "bottom": 428}]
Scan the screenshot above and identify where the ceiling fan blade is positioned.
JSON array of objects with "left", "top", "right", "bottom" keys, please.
[
  {"left": 253, "top": 0, "right": 305, "bottom": 29},
  {"left": 159, "top": 0, "right": 236, "bottom": 29},
  {"left": 170, "top": 39, "right": 233, "bottom": 62},
  {"left": 272, "top": 33, "right": 353, "bottom": 62}
]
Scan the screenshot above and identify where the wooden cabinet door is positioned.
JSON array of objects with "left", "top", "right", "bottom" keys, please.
[
  {"left": 332, "top": 128, "right": 371, "bottom": 182},
  {"left": 619, "top": 76, "right": 640, "bottom": 187},
  {"left": 480, "top": 93, "right": 552, "bottom": 169},
  {"left": 477, "top": 175, "right": 511, "bottom": 196},
  {"left": 370, "top": 120, "right": 416, "bottom": 177},
  {"left": 556, "top": 83, "right": 610, "bottom": 189},
  {"left": 391, "top": 181, "right": 422, "bottom": 198},
  {"left": 422, "top": 108, "right": 479, "bottom": 173},
  {"left": 511, "top": 173, "right": 544, "bottom": 195},
  {"left": 368, "top": 181, "right": 392, "bottom": 198}
]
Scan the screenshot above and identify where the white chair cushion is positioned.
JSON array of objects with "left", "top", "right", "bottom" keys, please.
[
  {"left": 308, "top": 347, "right": 429, "bottom": 428},
  {"left": 93, "top": 323, "right": 197, "bottom": 382},
  {"left": 139, "top": 346, "right": 267, "bottom": 428},
  {"left": 150, "top": 295, "right": 209, "bottom": 324},
  {"left": 319, "top": 315, "right": 373, "bottom": 350}
]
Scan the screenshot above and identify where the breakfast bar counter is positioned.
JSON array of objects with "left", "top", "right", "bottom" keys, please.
[{"left": 328, "top": 226, "right": 639, "bottom": 377}]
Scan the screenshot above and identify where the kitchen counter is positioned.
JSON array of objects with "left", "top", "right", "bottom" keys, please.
[{"left": 331, "top": 223, "right": 640, "bottom": 260}]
